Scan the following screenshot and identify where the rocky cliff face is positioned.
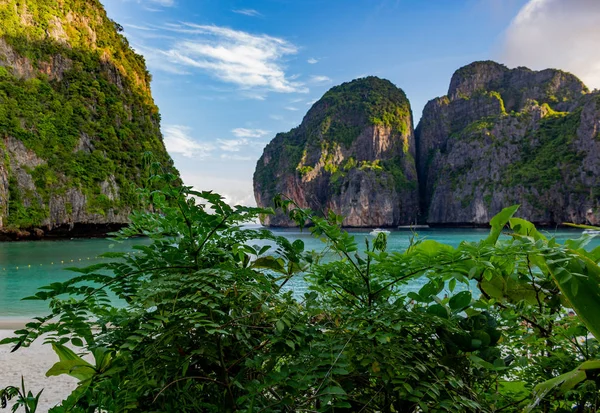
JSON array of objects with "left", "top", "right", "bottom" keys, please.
[
  {"left": 417, "top": 61, "right": 599, "bottom": 225},
  {"left": 254, "top": 77, "right": 418, "bottom": 227},
  {"left": 0, "top": 0, "right": 176, "bottom": 237},
  {"left": 256, "top": 62, "right": 599, "bottom": 228}
]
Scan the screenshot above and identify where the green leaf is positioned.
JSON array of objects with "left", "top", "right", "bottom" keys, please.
[
  {"left": 449, "top": 291, "right": 472, "bottom": 312},
  {"left": 546, "top": 250, "right": 600, "bottom": 339},
  {"left": 479, "top": 274, "right": 505, "bottom": 300},
  {"left": 427, "top": 304, "right": 448, "bottom": 319},
  {"left": 418, "top": 281, "right": 443, "bottom": 300},
  {"left": 525, "top": 359, "right": 600, "bottom": 412},
  {"left": 251, "top": 256, "right": 286, "bottom": 274},
  {"left": 410, "top": 240, "right": 454, "bottom": 257},
  {"left": 71, "top": 337, "right": 84, "bottom": 347},
  {"left": 448, "top": 278, "right": 456, "bottom": 293},
  {"left": 485, "top": 205, "right": 519, "bottom": 245},
  {"left": 320, "top": 386, "right": 346, "bottom": 396},
  {"left": 46, "top": 360, "right": 95, "bottom": 381},
  {"left": 509, "top": 217, "right": 546, "bottom": 241},
  {"left": 46, "top": 343, "right": 95, "bottom": 381},
  {"left": 563, "top": 223, "right": 600, "bottom": 230},
  {"left": 275, "top": 320, "right": 285, "bottom": 333},
  {"left": 292, "top": 239, "right": 304, "bottom": 253}
]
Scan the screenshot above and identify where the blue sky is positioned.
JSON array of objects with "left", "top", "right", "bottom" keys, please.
[{"left": 102, "top": 0, "right": 600, "bottom": 206}]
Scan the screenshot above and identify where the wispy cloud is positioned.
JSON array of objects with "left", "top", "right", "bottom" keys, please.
[
  {"left": 150, "top": 24, "right": 307, "bottom": 94},
  {"left": 240, "top": 91, "right": 267, "bottom": 100},
  {"left": 269, "top": 114, "right": 284, "bottom": 121},
  {"left": 126, "top": 0, "right": 175, "bottom": 8},
  {"left": 163, "top": 125, "right": 214, "bottom": 158},
  {"left": 232, "top": 128, "right": 269, "bottom": 138},
  {"left": 307, "top": 58, "right": 318, "bottom": 64},
  {"left": 122, "top": 23, "right": 156, "bottom": 31},
  {"left": 218, "top": 138, "right": 249, "bottom": 152},
  {"left": 221, "top": 190, "right": 256, "bottom": 206},
  {"left": 233, "top": 9, "right": 262, "bottom": 17},
  {"left": 501, "top": 0, "right": 600, "bottom": 89},
  {"left": 306, "top": 99, "right": 318, "bottom": 106},
  {"left": 284, "top": 106, "right": 299, "bottom": 111},
  {"left": 310, "top": 75, "right": 332, "bottom": 84},
  {"left": 133, "top": 45, "right": 190, "bottom": 74},
  {"left": 147, "top": 0, "right": 175, "bottom": 6},
  {"left": 181, "top": 173, "right": 256, "bottom": 207},
  {"left": 220, "top": 154, "right": 254, "bottom": 161}
]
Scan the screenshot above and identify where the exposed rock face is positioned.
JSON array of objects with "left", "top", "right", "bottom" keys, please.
[
  {"left": 417, "top": 61, "right": 599, "bottom": 225},
  {"left": 254, "top": 77, "right": 419, "bottom": 227},
  {"left": 255, "top": 62, "right": 599, "bottom": 228},
  {"left": 0, "top": 0, "right": 177, "bottom": 236}
]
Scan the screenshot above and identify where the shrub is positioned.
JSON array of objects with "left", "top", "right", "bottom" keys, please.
[{"left": 2, "top": 176, "right": 600, "bottom": 412}]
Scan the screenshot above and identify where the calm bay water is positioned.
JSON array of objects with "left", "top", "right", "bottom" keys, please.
[{"left": 0, "top": 227, "right": 597, "bottom": 318}]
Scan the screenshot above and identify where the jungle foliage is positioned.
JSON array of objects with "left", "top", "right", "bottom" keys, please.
[
  {"left": 0, "top": 0, "right": 176, "bottom": 227},
  {"left": 2, "top": 170, "right": 600, "bottom": 412}
]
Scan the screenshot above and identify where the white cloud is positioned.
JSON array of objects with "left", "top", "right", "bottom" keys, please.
[
  {"left": 232, "top": 128, "right": 269, "bottom": 138},
  {"left": 122, "top": 23, "right": 156, "bottom": 31},
  {"left": 163, "top": 125, "right": 214, "bottom": 158},
  {"left": 306, "top": 99, "right": 318, "bottom": 106},
  {"left": 284, "top": 106, "right": 299, "bottom": 111},
  {"left": 125, "top": 0, "right": 174, "bottom": 7},
  {"left": 501, "top": 0, "right": 600, "bottom": 89},
  {"left": 240, "top": 91, "right": 267, "bottom": 100},
  {"left": 269, "top": 114, "right": 284, "bottom": 121},
  {"left": 220, "top": 154, "right": 254, "bottom": 161},
  {"left": 154, "top": 24, "right": 307, "bottom": 93},
  {"left": 132, "top": 45, "right": 190, "bottom": 74},
  {"left": 221, "top": 191, "right": 256, "bottom": 207},
  {"left": 310, "top": 75, "right": 332, "bottom": 83},
  {"left": 307, "top": 58, "right": 318, "bottom": 64},
  {"left": 233, "top": 9, "right": 262, "bottom": 17},
  {"left": 181, "top": 173, "right": 257, "bottom": 207},
  {"left": 218, "top": 138, "right": 250, "bottom": 152},
  {"left": 147, "top": 0, "right": 174, "bottom": 6}
]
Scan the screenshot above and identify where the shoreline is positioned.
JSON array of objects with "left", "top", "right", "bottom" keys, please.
[
  {"left": 0, "top": 318, "right": 31, "bottom": 330},
  {"left": 0, "top": 223, "right": 591, "bottom": 242},
  {"left": 0, "top": 223, "right": 128, "bottom": 242}
]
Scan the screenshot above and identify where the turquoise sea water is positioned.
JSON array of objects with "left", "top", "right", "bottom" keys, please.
[{"left": 0, "top": 227, "right": 597, "bottom": 318}]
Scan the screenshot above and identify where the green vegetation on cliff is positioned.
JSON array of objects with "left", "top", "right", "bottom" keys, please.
[
  {"left": 0, "top": 0, "right": 176, "bottom": 229},
  {"left": 254, "top": 76, "right": 419, "bottom": 227},
  {"left": 255, "top": 77, "right": 413, "bottom": 191},
  {"left": 504, "top": 109, "right": 584, "bottom": 189},
  {"left": 418, "top": 60, "right": 597, "bottom": 225},
  {"left": 318, "top": 76, "right": 411, "bottom": 139}
]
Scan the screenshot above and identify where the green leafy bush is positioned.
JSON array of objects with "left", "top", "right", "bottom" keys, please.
[
  {"left": 2, "top": 174, "right": 600, "bottom": 412},
  {"left": 0, "top": 0, "right": 176, "bottom": 228}
]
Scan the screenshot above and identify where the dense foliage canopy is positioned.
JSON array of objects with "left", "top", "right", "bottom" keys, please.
[
  {"left": 1, "top": 168, "right": 600, "bottom": 412},
  {"left": 0, "top": 0, "right": 175, "bottom": 228}
]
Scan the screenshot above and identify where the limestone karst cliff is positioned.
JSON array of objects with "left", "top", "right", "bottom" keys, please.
[
  {"left": 417, "top": 61, "right": 599, "bottom": 225},
  {"left": 0, "top": 0, "right": 177, "bottom": 238},
  {"left": 255, "top": 62, "right": 600, "bottom": 227},
  {"left": 253, "top": 77, "right": 419, "bottom": 227}
]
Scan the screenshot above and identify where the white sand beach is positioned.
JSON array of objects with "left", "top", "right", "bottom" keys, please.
[{"left": 0, "top": 328, "right": 78, "bottom": 412}]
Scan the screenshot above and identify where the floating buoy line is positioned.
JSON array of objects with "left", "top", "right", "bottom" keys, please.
[{"left": 0, "top": 251, "right": 141, "bottom": 272}]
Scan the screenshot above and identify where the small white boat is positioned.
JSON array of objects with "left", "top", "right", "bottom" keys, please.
[
  {"left": 583, "top": 229, "right": 600, "bottom": 235},
  {"left": 370, "top": 228, "right": 391, "bottom": 236}
]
